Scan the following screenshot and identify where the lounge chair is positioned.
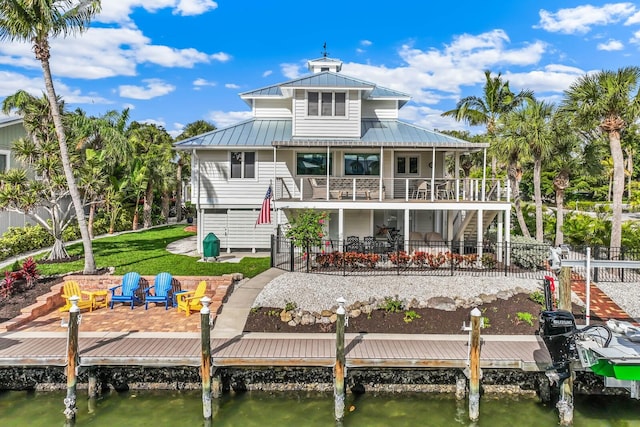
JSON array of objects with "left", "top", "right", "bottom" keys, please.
[
  {"left": 109, "top": 272, "right": 142, "bottom": 309},
  {"left": 144, "top": 272, "right": 173, "bottom": 310},
  {"left": 176, "top": 280, "right": 208, "bottom": 316},
  {"left": 59, "top": 280, "right": 93, "bottom": 312}
]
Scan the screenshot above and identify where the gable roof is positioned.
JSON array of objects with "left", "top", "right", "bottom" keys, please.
[
  {"left": 174, "top": 118, "right": 487, "bottom": 151},
  {"left": 0, "top": 117, "right": 23, "bottom": 128}
]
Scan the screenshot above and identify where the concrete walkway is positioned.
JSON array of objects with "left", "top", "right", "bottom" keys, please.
[{"left": 211, "top": 268, "right": 285, "bottom": 338}]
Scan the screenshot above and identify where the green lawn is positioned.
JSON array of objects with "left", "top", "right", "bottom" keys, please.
[{"left": 9, "top": 225, "right": 271, "bottom": 278}]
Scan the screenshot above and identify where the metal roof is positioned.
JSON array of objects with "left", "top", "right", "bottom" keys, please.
[
  {"left": 0, "top": 117, "right": 23, "bottom": 128},
  {"left": 174, "top": 119, "right": 291, "bottom": 149},
  {"left": 240, "top": 72, "right": 409, "bottom": 102},
  {"left": 174, "top": 119, "right": 486, "bottom": 150}
]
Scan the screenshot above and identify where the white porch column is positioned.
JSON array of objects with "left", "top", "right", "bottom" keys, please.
[
  {"left": 194, "top": 150, "right": 203, "bottom": 255},
  {"left": 447, "top": 210, "right": 454, "bottom": 243},
  {"left": 455, "top": 153, "right": 460, "bottom": 201},
  {"left": 505, "top": 207, "right": 511, "bottom": 266},
  {"left": 338, "top": 208, "right": 344, "bottom": 250},
  {"left": 482, "top": 148, "right": 487, "bottom": 202},
  {"left": 379, "top": 146, "right": 384, "bottom": 201},
  {"left": 497, "top": 211, "right": 504, "bottom": 261},
  {"left": 431, "top": 147, "right": 436, "bottom": 201},
  {"left": 404, "top": 208, "right": 410, "bottom": 252},
  {"left": 476, "top": 209, "right": 483, "bottom": 262}
]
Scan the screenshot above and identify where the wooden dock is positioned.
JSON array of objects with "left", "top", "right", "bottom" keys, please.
[{"left": 0, "top": 331, "right": 551, "bottom": 371}]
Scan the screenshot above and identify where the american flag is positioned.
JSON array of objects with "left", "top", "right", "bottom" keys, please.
[{"left": 255, "top": 185, "right": 272, "bottom": 226}]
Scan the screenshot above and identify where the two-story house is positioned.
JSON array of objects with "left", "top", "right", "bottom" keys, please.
[{"left": 175, "top": 57, "right": 513, "bottom": 259}]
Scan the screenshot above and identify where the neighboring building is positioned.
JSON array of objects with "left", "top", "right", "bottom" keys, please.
[
  {"left": 175, "top": 57, "right": 512, "bottom": 257},
  {"left": 0, "top": 117, "right": 35, "bottom": 234}
]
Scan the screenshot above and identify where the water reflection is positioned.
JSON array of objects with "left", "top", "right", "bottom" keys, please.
[{"left": 0, "top": 390, "right": 638, "bottom": 426}]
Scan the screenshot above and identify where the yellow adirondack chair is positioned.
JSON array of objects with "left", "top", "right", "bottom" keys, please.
[
  {"left": 176, "top": 280, "right": 208, "bottom": 316},
  {"left": 59, "top": 280, "right": 93, "bottom": 312}
]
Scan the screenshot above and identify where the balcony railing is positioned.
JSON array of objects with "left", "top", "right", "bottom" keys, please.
[{"left": 274, "top": 176, "right": 510, "bottom": 202}]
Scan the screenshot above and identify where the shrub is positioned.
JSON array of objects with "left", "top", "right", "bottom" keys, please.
[
  {"left": 516, "top": 311, "right": 534, "bottom": 326},
  {"left": 403, "top": 310, "right": 422, "bottom": 323},
  {"left": 389, "top": 251, "right": 410, "bottom": 266},
  {"left": 510, "top": 235, "right": 550, "bottom": 269},
  {"left": 529, "top": 290, "right": 545, "bottom": 306},
  {"left": 481, "top": 253, "right": 497, "bottom": 269},
  {"left": 380, "top": 296, "right": 404, "bottom": 313},
  {"left": 0, "top": 225, "right": 53, "bottom": 262}
]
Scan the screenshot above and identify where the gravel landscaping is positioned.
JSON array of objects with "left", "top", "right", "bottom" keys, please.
[{"left": 596, "top": 281, "right": 640, "bottom": 319}]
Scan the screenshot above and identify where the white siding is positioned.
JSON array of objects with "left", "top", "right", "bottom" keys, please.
[
  {"left": 253, "top": 99, "right": 292, "bottom": 118},
  {"left": 202, "top": 209, "right": 273, "bottom": 250},
  {"left": 361, "top": 100, "right": 398, "bottom": 119},
  {"left": 0, "top": 211, "right": 37, "bottom": 235},
  {"left": 194, "top": 150, "right": 279, "bottom": 206},
  {"left": 343, "top": 210, "right": 373, "bottom": 237},
  {"left": 292, "top": 90, "right": 361, "bottom": 138}
]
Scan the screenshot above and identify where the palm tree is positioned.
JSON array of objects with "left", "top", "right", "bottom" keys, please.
[
  {"left": 519, "top": 99, "right": 554, "bottom": 242},
  {"left": 562, "top": 67, "right": 640, "bottom": 250},
  {"left": 442, "top": 70, "right": 533, "bottom": 178},
  {"left": 0, "top": 0, "right": 101, "bottom": 274},
  {"left": 493, "top": 109, "right": 531, "bottom": 237},
  {"left": 175, "top": 120, "right": 216, "bottom": 221}
]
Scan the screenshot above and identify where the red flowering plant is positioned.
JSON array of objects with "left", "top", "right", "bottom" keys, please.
[{"left": 389, "top": 251, "right": 411, "bottom": 267}]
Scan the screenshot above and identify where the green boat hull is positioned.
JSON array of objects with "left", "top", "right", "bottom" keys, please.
[{"left": 590, "top": 360, "right": 640, "bottom": 381}]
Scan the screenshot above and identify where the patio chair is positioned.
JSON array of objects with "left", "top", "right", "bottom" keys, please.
[
  {"left": 109, "top": 272, "right": 142, "bottom": 309},
  {"left": 413, "top": 181, "right": 428, "bottom": 199},
  {"left": 176, "top": 280, "right": 208, "bottom": 316},
  {"left": 59, "top": 280, "right": 93, "bottom": 312},
  {"left": 346, "top": 235, "right": 361, "bottom": 252},
  {"left": 144, "top": 272, "right": 174, "bottom": 310}
]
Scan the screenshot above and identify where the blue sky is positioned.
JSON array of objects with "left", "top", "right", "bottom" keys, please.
[{"left": 1, "top": 0, "right": 639, "bottom": 137}]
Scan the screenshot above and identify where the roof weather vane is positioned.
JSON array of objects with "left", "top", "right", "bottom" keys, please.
[{"left": 321, "top": 42, "right": 329, "bottom": 58}]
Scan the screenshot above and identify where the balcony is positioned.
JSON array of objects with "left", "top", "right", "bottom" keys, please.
[{"left": 275, "top": 177, "right": 511, "bottom": 203}]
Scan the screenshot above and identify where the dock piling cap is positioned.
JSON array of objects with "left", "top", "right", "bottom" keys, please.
[{"left": 470, "top": 307, "right": 481, "bottom": 317}]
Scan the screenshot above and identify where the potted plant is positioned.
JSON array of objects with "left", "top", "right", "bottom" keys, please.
[{"left": 184, "top": 202, "right": 196, "bottom": 224}]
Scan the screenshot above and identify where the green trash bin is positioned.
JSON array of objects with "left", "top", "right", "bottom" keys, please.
[{"left": 203, "top": 232, "right": 220, "bottom": 260}]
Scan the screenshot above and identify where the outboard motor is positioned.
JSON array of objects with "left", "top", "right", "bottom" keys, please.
[{"left": 539, "top": 310, "right": 578, "bottom": 382}]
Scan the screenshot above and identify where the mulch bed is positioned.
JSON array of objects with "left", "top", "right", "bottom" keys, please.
[
  {"left": 0, "top": 279, "right": 60, "bottom": 323},
  {"left": 244, "top": 293, "right": 594, "bottom": 335}
]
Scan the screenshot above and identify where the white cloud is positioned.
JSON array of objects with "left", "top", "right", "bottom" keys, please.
[
  {"left": 399, "top": 105, "right": 469, "bottom": 133},
  {"left": 503, "top": 65, "right": 585, "bottom": 94},
  {"left": 597, "top": 39, "right": 624, "bottom": 50},
  {"left": 119, "top": 79, "right": 176, "bottom": 100},
  {"left": 139, "top": 118, "right": 167, "bottom": 127},
  {"left": 0, "top": 26, "right": 225, "bottom": 80},
  {"left": 626, "top": 11, "right": 640, "bottom": 24},
  {"left": 97, "top": 0, "right": 217, "bottom": 26},
  {"left": 206, "top": 110, "right": 252, "bottom": 128},
  {"left": 210, "top": 52, "right": 231, "bottom": 62},
  {"left": 193, "top": 78, "right": 217, "bottom": 89},
  {"left": 280, "top": 62, "right": 305, "bottom": 79},
  {"left": 0, "top": 71, "right": 45, "bottom": 97},
  {"left": 0, "top": 70, "right": 111, "bottom": 105},
  {"left": 361, "top": 40, "right": 373, "bottom": 47},
  {"left": 341, "top": 30, "right": 546, "bottom": 103},
  {"left": 225, "top": 83, "right": 240, "bottom": 89},
  {"left": 122, "top": 103, "right": 136, "bottom": 110},
  {"left": 537, "top": 3, "right": 637, "bottom": 34},
  {"left": 356, "top": 48, "right": 365, "bottom": 54},
  {"left": 632, "top": 30, "right": 640, "bottom": 44},
  {"left": 176, "top": 0, "right": 218, "bottom": 16},
  {"left": 262, "top": 70, "right": 273, "bottom": 77}
]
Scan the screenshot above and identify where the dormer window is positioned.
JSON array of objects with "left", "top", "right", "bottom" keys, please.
[{"left": 307, "top": 91, "right": 346, "bottom": 117}]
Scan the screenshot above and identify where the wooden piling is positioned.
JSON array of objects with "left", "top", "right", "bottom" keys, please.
[
  {"left": 469, "top": 307, "right": 482, "bottom": 422},
  {"left": 200, "top": 296, "right": 212, "bottom": 421},
  {"left": 334, "top": 297, "right": 346, "bottom": 422},
  {"left": 88, "top": 369, "right": 98, "bottom": 414},
  {"left": 64, "top": 296, "right": 80, "bottom": 423},
  {"left": 558, "top": 266, "right": 572, "bottom": 311},
  {"left": 557, "top": 265, "right": 575, "bottom": 425}
]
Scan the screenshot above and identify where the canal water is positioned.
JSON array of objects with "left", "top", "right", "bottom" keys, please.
[{"left": 1, "top": 390, "right": 639, "bottom": 426}]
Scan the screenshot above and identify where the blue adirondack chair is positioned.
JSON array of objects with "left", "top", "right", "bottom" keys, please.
[
  {"left": 144, "top": 272, "right": 174, "bottom": 310},
  {"left": 109, "top": 272, "right": 142, "bottom": 309}
]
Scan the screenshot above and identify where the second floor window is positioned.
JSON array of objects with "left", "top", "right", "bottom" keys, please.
[
  {"left": 231, "top": 151, "right": 255, "bottom": 178},
  {"left": 308, "top": 91, "right": 346, "bottom": 117}
]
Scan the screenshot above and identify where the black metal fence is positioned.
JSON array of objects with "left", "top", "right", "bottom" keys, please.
[{"left": 270, "top": 235, "right": 640, "bottom": 282}]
